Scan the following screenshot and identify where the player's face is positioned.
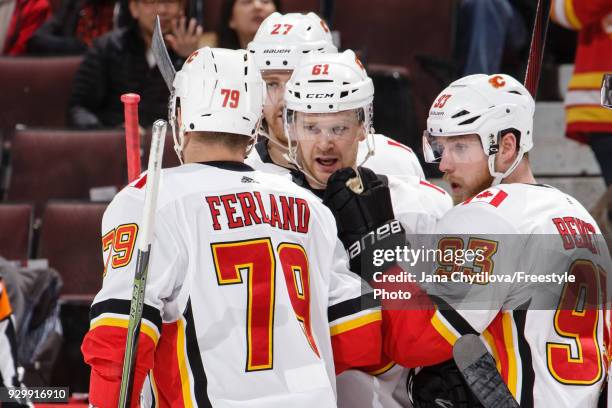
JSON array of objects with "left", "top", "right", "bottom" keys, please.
[
  {"left": 294, "top": 110, "right": 365, "bottom": 188},
  {"left": 436, "top": 134, "right": 493, "bottom": 204},
  {"left": 129, "top": 0, "right": 183, "bottom": 36},
  {"left": 262, "top": 70, "right": 292, "bottom": 143}
]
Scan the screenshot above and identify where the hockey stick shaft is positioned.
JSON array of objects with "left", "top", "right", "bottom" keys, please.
[
  {"left": 118, "top": 120, "right": 167, "bottom": 408},
  {"left": 454, "top": 334, "right": 519, "bottom": 408},
  {"left": 121, "top": 93, "right": 142, "bottom": 183},
  {"left": 523, "top": 0, "right": 552, "bottom": 98}
]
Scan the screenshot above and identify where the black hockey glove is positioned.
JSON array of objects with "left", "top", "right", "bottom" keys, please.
[
  {"left": 322, "top": 167, "right": 405, "bottom": 281},
  {"left": 408, "top": 360, "right": 483, "bottom": 408}
]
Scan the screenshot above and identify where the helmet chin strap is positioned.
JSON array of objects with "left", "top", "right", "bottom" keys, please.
[
  {"left": 487, "top": 147, "right": 525, "bottom": 186},
  {"left": 171, "top": 121, "right": 185, "bottom": 165}
]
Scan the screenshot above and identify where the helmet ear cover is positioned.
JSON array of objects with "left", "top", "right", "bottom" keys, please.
[{"left": 489, "top": 127, "right": 521, "bottom": 155}]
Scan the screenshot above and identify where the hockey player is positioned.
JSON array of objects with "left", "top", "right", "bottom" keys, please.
[
  {"left": 81, "top": 48, "right": 384, "bottom": 407},
  {"left": 245, "top": 11, "right": 425, "bottom": 178},
  {"left": 381, "top": 74, "right": 612, "bottom": 407},
  {"left": 282, "top": 49, "right": 452, "bottom": 408}
]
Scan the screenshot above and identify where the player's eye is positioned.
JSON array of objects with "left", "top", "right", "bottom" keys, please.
[
  {"left": 453, "top": 143, "right": 468, "bottom": 152},
  {"left": 303, "top": 124, "right": 319, "bottom": 133},
  {"left": 332, "top": 126, "right": 348, "bottom": 136},
  {"left": 266, "top": 82, "right": 280, "bottom": 91}
]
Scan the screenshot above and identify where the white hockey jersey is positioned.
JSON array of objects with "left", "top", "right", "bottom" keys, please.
[
  {"left": 336, "top": 174, "right": 452, "bottom": 408},
  {"left": 82, "top": 162, "right": 383, "bottom": 408},
  {"left": 245, "top": 134, "right": 425, "bottom": 179},
  {"left": 413, "top": 183, "right": 611, "bottom": 407}
]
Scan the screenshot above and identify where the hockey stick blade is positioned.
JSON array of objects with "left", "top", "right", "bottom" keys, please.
[
  {"left": 601, "top": 73, "right": 612, "bottom": 109},
  {"left": 118, "top": 120, "right": 167, "bottom": 408},
  {"left": 152, "top": 16, "right": 176, "bottom": 91},
  {"left": 453, "top": 334, "right": 520, "bottom": 408}
]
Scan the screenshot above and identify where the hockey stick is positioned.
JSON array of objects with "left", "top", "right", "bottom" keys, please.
[
  {"left": 453, "top": 334, "right": 520, "bottom": 408},
  {"left": 152, "top": 15, "right": 176, "bottom": 92},
  {"left": 523, "top": 0, "right": 552, "bottom": 97},
  {"left": 118, "top": 119, "right": 167, "bottom": 408}
]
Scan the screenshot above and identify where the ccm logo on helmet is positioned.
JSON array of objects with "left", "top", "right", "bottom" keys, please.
[
  {"left": 306, "top": 93, "right": 334, "bottom": 98},
  {"left": 489, "top": 75, "right": 506, "bottom": 88}
]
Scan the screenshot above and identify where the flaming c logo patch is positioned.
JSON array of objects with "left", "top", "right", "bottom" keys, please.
[{"left": 489, "top": 75, "right": 506, "bottom": 88}]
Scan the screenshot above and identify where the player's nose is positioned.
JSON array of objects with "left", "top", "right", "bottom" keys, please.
[{"left": 439, "top": 150, "right": 454, "bottom": 173}]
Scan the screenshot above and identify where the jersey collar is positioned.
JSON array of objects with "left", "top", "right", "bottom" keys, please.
[{"left": 196, "top": 161, "right": 254, "bottom": 172}]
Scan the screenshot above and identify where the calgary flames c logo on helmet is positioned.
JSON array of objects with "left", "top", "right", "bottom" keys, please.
[{"left": 488, "top": 75, "right": 506, "bottom": 89}]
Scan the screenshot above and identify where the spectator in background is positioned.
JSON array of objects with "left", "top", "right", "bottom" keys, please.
[
  {"left": 199, "top": 0, "right": 280, "bottom": 49},
  {"left": 27, "top": 0, "right": 117, "bottom": 55},
  {"left": 455, "top": 0, "right": 531, "bottom": 75},
  {"left": 552, "top": 0, "right": 612, "bottom": 186},
  {"left": 0, "top": 0, "right": 50, "bottom": 55},
  {"left": 68, "top": 0, "right": 202, "bottom": 130}
]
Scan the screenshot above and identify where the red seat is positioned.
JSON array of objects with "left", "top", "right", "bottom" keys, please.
[
  {"left": 0, "top": 203, "right": 33, "bottom": 261},
  {"left": 141, "top": 129, "right": 181, "bottom": 170},
  {"left": 38, "top": 201, "right": 107, "bottom": 295},
  {"left": 7, "top": 129, "right": 128, "bottom": 215},
  {"left": 0, "top": 57, "right": 83, "bottom": 134}
]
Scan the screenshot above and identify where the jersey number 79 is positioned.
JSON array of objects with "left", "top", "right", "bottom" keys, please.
[{"left": 211, "top": 238, "right": 319, "bottom": 372}]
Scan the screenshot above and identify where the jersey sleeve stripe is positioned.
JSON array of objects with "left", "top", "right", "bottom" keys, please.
[
  {"left": 90, "top": 298, "right": 162, "bottom": 332},
  {"left": 150, "top": 374, "right": 159, "bottom": 408},
  {"left": 482, "top": 329, "right": 503, "bottom": 373},
  {"left": 419, "top": 180, "right": 447, "bottom": 195},
  {"left": 176, "top": 317, "right": 195, "bottom": 408},
  {"left": 502, "top": 312, "right": 519, "bottom": 400},
  {"left": 514, "top": 309, "right": 535, "bottom": 407},
  {"left": 183, "top": 299, "right": 211, "bottom": 408},
  {"left": 330, "top": 310, "right": 381, "bottom": 336},
  {"left": 430, "top": 295, "right": 478, "bottom": 336},
  {"left": 367, "top": 360, "right": 395, "bottom": 376},
  {"left": 430, "top": 311, "right": 460, "bottom": 346},
  {"left": 328, "top": 292, "right": 380, "bottom": 322},
  {"left": 90, "top": 316, "right": 161, "bottom": 345},
  {"left": 564, "top": 0, "right": 582, "bottom": 30}
]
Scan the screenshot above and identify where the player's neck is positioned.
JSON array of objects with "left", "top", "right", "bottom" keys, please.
[
  {"left": 500, "top": 159, "right": 536, "bottom": 185},
  {"left": 267, "top": 140, "right": 291, "bottom": 168},
  {"left": 183, "top": 144, "right": 245, "bottom": 164}
]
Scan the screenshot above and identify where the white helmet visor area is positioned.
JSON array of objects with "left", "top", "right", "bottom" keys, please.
[
  {"left": 262, "top": 70, "right": 292, "bottom": 108},
  {"left": 422, "top": 131, "right": 485, "bottom": 164},
  {"left": 286, "top": 108, "right": 366, "bottom": 142}
]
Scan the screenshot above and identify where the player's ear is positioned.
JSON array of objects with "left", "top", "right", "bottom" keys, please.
[
  {"left": 499, "top": 131, "right": 518, "bottom": 163},
  {"left": 357, "top": 126, "right": 366, "bottom": 142}
]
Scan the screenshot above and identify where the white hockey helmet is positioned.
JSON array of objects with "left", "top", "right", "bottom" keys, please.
[
  {"left": 170, "top": 47, "right": 264, "bottom": 162},
  {"left": 423, "top": 73, "right": 535, "bottom": 185},
  {"left": 284, "top": 49, "right": 375, "bottom": 170},
  {"left": 247, "top": 12, "right": 337, "bottom": 72}
]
